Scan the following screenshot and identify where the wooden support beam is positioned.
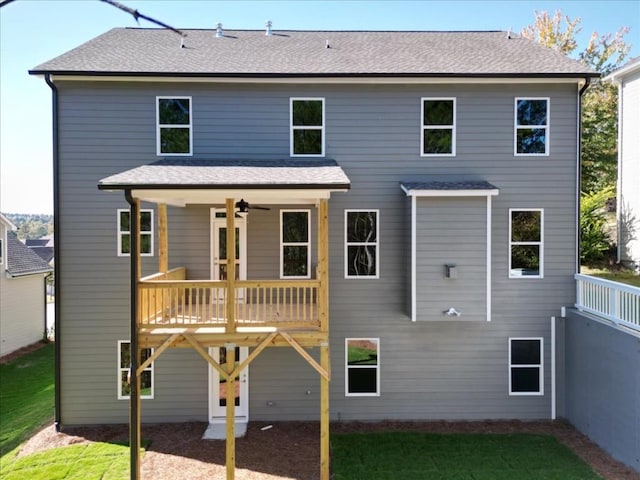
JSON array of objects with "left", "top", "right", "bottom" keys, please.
[
  {"left": 279, "top": 332, "right": 329, "bottom": 381},
  {"left": 317, "top": 199, "right": 329, "bottom": 334},
  {"left": 182, "top": 333, "right": 229, "bottom": 380},
  {"left": 226, "top": 199, "right": 236, "bottom": 334},
  {"left": 137, "top": 332, "right": 180, "bottom": 375},
  {"left": 158, "top": 203, "right": 168, "bottom": 274},
  {"left": 225, "top": 343, "right": 236, "bottom": 480},
  {"left": 231, "top": 332, "right": 278, "bottom": 378},
  {"left": 320, "top": 343, "right": 330, "bottom": 480}
]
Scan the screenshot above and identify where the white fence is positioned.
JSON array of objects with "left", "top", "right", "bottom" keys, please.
[{"left": 575, "top": 274, "right": 640, "bottom": 332}]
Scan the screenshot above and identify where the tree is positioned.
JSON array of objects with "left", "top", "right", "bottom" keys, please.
[{"left": 521, "top": 10, "right": 631, "bottom": 193}]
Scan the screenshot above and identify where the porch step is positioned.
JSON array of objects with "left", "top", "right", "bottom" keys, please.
[{"left": 202, "top": 422, "right": 247, "bottom": 440}]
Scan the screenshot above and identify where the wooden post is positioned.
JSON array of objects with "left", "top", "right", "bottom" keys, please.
[
  {"left": 225, "top": 199, "right": 236, "bottom": 334},
  {"left": 320, "top": 344, "right": 330, "bottom": 480},
  {"left": 317, "top": 198, "right": 330, "bottom": 480},
  {"left": 225, "top": 343, "right": 236, "bottom": 480},
  {"left": 158, "top": 203, "right": 168, "bottom": 274}
]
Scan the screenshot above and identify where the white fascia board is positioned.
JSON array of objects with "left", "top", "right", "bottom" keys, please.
[
  {"left": 0, "top": 213, "right": 16, "bottom": 230},
  {"left": 129, "top": 188, "right": 343, "bottom": 206},
  {"left": 604, "top": 61, "right": 640, "bottom": 83},
  {"left": 49, "top": 74, "right": 586, "bottom": 85}
]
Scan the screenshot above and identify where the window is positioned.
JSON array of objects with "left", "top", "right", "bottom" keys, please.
[
  {"left": 421, "top": 98, "right": 456, "bottom": 156},
  {"left": 345, "top": 210, "right": 379, "bottom": 278},
  {"left": 118, "top": 341, "right": 154, "bottom": 399},
  {"left": 290, "top": 98, "right": 324, "bottom": 156},
  {"left": 0, "top": 237, "right": 3, "bottom": 265},
  {"left": 280, "top": 210, "right": 310, "bottom": 278},
  {"left": 118, "top": 209, "right": 154, "bottom": 257},
  {"left": 515, "top": 98, "right": 549, "bottom": 155},
  {"left": 509, "top": 209, "right": 543, "bottom": 278},
  {"left": 157, "top": 96, "right": 192, "bottom": 155},
  {"left": 346, "top": 338, "right": 380, "bottom": 396},
  {"left": 509, "top": 338, "right": 543, "bottom": 395}
]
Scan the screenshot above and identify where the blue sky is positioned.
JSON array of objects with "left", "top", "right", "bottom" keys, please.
[{"left": 1, "top": 0, "right": 638, "bottom": 214}]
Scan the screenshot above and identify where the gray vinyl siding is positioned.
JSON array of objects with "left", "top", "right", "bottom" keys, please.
[
  {"left": 415, "top": 197, "right": 487, "bottom": 322},
  {"left": 56, "top": 81, "right": 578, "bottom": 425}
]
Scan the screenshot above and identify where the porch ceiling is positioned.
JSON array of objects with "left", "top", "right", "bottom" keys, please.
[{"left": 98, "top": 158, "right": 351, "bottom": 206}]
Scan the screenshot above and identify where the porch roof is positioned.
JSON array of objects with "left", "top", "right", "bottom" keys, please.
[
  {"left": 401, "top": 180, "right": 499, "bottom": 197},
  {"left": 98, "top": 158, "right": 351, "bottom": 205}
]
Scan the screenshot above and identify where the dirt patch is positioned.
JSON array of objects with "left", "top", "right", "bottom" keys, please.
[
  {"left": 0, "top": 340, "right": 50, "bottom": 365},
  {"left": 18, "top": 420, "right": 639, "bottom": 480}
]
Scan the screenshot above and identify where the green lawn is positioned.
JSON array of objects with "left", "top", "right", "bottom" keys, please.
[
  {"left": 331, "top": 432, "right": 602, "bottom": 480},
  {"left": 0, "top": 443, "right": 131, "bottom": 480},
  {"left": 0, "top": 343, "right": 55, "bottom": 457},
  {"left": 585, "top": 268, "right": 640, "bottom": 287}
]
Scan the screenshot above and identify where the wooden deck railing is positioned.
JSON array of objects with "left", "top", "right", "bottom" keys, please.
[
  {"left": 138, "top": 268, "right": 320, "bottom": 330},
  {"left": 575, "top": 273, "right": 640, "bottom": 332}
]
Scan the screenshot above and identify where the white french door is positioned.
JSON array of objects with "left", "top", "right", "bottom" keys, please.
[{"left": 210, "top": 210, "right": 247, "bottom": 282}]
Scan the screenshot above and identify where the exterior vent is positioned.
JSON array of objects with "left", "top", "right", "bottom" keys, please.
[
  {"left": 216, "top": 23, "right": 223, "bottom": 38},
  {"left": 266, "top": 20, "right": 273, "bottom": 36}
]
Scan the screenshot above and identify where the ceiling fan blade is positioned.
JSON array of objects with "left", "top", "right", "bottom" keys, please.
[{"left": 250, "top": 205, "right": 271, "bottom": 210}]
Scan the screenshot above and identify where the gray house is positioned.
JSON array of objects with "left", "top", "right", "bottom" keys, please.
[{"left": 31, "top": 27, "right": 601, "bottom": 478}]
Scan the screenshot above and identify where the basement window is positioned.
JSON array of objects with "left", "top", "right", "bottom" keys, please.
[
  {"left": 346, "top": 338, "right": 380, "bottom": 396},
  {"left": 118, "top": 341, "right": 154, "bottom": 399},
  {"left": 509, "top": 337, "right": 543, "bottom": 396}
]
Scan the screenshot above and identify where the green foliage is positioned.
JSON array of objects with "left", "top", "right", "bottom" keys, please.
[
  {"left": 521, "top": 11, "right": 631, "bottom": 193},
  {"left": 332, "top": 432, "right": 602, "bottom": 479},
  {"left": 580, "top": 187, "right": 615, "bottom": 263},
  {"left": 0, "top": 344, "right": 54, "bottom": 457},
  {"left": 3, "top": 213, "right": 53, "bottom": 240}
]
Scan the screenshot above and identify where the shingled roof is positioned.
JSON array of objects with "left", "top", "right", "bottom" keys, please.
[
  {"left": 30, "top": 28, "right": 598, "bottom": 78},
  {"left": 6, "top": 231, "right": 53, "bottom": 277},
  {"left": 98, "top": 159, "right": 351, "bottom": 190}
]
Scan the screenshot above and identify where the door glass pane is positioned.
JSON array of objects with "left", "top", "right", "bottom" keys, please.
[
  {"left": 218, "top": 227, "right": 240, "bottom": 259},
  {"left": 218, "top": 347, "right": 240, "bottom": 407}
]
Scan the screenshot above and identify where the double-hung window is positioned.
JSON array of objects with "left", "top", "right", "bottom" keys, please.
[
  {"left": 290, "top": 98, "right": 324, "bottom": 156},
  {"left": 421, "top": 98, "right": 456, "bottom": 156},
  {"left": 280, "top": 210, "right": 310, "bottom": 278},
  {"left": 345, "top": 210, "right": 379, "bottom": 278},
  {"left": 118, "top": 209, "right": 154, "bottom": 257},
  {"left": 509, "top": 338, "right": 543, "bottom": 395},
  {"left": 157, "top": 96, "right": 192, "bottom": 155},
  {"left": 515, "top": 98, "right": 549, "bottom": 155},
  {"left": 346, "top": 338, "right": 380, "bottom": 396},
  {"left": 509, "top": 209, "right": 543, "bottom": 278},
  {"left": 118, "top": 340, "right": 154, "bottom": 399}
]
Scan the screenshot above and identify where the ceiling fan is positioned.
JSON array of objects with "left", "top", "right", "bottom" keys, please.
[{"left": 235, "top": 199, "right": 271, "bottom": 213}]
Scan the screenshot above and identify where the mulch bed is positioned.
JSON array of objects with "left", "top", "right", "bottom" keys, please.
[
  {"left": 0, "top": 340, "right": 51, "bottom": 365},
  {"left": 17, "top": 420, "right": 640, "bottom": 480}
]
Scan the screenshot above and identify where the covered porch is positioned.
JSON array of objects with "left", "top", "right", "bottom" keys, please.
[{"left": 99, "top": 158, "right": 350, "bottom": 480}]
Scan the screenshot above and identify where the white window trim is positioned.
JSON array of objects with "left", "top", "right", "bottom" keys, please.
[
  {"left": 514, "top": 97, "right": 550, "bottom": 156},
  {"left": 420, "top": 97, "right": 456, "bottom": 157},
  {"left": 117, "top": 209, "right": 154, "bottom": 257},
  {"left": 290, "top": 97, "right": 325, "bottom": 157},
  {"left": 509, "top": 337, "right": 544, "bottom": 396},
  {"left": 280, "top": 209, "right": 311, "bottom": 279},
  {"left": 344, "top": 209, "right": 380, "bottom": 279},
  {"left": 156, "top": 96, "right": 193, "bottom": 156},
  {"left": 117, "top": 340, "right": 154, "bottom": 400},
  {"left": 345, "top": 338, "right": 380, "bottom": 397},
  {"left": 509, "top": 208, "right": 543, "bottom": 279}
]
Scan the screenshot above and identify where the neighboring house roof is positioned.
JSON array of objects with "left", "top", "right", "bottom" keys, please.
[
  {"left": 0, "top": 213, "right": 17, "bottom": 230},
  {"left": 30, "top": 28, "right": 598, "bottom": 78},
  {"left": 604, "top": 56, "right": 640, "bottom": 82},
  {"left": 6, "top": 231, "right": 53, "bottom": 277},
  {"left": 98, "top": 158, "right": 351, "bottom": 190}
]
